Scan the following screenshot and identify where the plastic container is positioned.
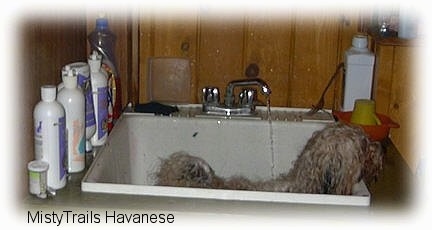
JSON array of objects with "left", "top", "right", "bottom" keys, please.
[
  {"left": 57, "top": 69, "right": 86, "bottom": 173},
  {"left": 27, "top": 160, "right": 49, "bottom": 199},
  {"left": 88, "top": 16, "right": 122, "bottom": 131},
  {"left": 88, "top": 51, "right": 108, "bottom": 147},
  {"left": 33, "top": 85, "right": 67, "bottom": 190},
  {"left": 341, "top": 35, "right": 375, "bottom": 111},
  {"left": 350, "top": 99, "right": 381, "bottom": 126},
  {"left": 62, "top": 63, "right": 96, "bottom": 153},
  {"left": 333, "top": 111, "right": 400, "bottom": 141}
]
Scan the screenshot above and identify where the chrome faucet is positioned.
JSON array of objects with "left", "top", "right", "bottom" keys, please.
[
  {"left": 202, "top": 78, "right": 271, "bottom": 116},
  {"left": 224, "top": 78, "right": 271, "bottom": 107}
]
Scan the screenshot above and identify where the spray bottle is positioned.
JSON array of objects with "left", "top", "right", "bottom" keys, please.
[{"left": 88, "top": 51, "right": 108, "bottom": 147}]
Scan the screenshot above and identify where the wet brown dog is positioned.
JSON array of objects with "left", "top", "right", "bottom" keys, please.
[{"left": 156, "top": 122, "right": 383, "bottom": 195}]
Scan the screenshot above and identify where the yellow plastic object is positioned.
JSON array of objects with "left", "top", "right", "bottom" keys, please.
[{"left": 350, "top": 99, "right": 380, "bottom": 125}]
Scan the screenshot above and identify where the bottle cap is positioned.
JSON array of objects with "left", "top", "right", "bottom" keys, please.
[
  {"left": 62, "top": 70, "right": 77, "bottom": 89},
  {"left": 68, "top": 62, "right": 90, "bottom": 78},
  {"left": 41, "top": 85, "right": 57, "bottom": 102},
  {"left": 96, "top": 17, "right": 108, "bottom": 29},
  {"left": 88, "top": 51, "right": 102, "bottom": 72},
  {"left": 27, "top": 160, "right": 49, "bottom": 172},
  {"left": 89, "top": 50, "right": 102, "bottom": 61},
  {"left": 351, "top": 35, "right": 368, "bottom": 49},
  {"left": 62, "top": 65, "right": 71, "bottom": 77}
]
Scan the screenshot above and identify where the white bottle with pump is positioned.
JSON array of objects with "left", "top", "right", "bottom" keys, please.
[
  {"left": 89, "top": 51, "right": 108, "bottom": 147},
  {"left": 57, "top": 69, "right": 86, "bottom": 173},
  {"left": 62, "top": 64, "right": 96, "bottom": 153},
  {"left": 33, "top": 85, "right": 67, "bottom": 190},
  {"left": 341, "top": 35, "right": 376, "bottom": 111}
]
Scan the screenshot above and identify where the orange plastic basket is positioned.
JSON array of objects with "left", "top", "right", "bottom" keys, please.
[{"left": 333, "top": 111, "right": 400, "bottom": 141}]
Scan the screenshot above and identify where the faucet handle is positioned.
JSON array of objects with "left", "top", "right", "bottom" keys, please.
[
  {"left": 202, "top": 86, "right": 220, "bottom": 105},
  {"left": 239, "top": 88, "right": 257, "bottom": 108}
]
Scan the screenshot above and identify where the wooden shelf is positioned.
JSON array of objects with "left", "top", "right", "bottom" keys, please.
[{"left": 367, "top": 28, "right": 422, "bottom": 47}]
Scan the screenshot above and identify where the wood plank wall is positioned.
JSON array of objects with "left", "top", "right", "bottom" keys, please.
[
  {"left": 390, "top": 46, "right": 417, "bottom": 170},
  {"left": 136, "top": 8, "right": 362, "bottom": 109},
  {"left": 375, "top": 43, "right": 419, "bottom": 170}
]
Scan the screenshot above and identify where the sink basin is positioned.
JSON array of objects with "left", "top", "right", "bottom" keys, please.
[{"left": 82, "top": 105, "right": 370, "bottom": 206}]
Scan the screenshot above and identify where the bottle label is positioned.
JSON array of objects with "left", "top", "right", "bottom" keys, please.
[
  {"left": 34, "top": 120, "right": 43, "bottom": 160},
  {"left": 72, "top": 119, "right": 85, "bottom": 161},
  {"left": 29, "top": 171, "right": 43, "bottom": 195},
  {"left": 96, "top": 86, "right": 108, "bottom": 139},
  {"left": 58, "top": 116, "right": 67, "bottom": 180},
  {"left": 77, "top": 74, "right": 96, "bottom": 128},
  {"left": 102, "top": 63, "right": 115, "bottom": 132}
]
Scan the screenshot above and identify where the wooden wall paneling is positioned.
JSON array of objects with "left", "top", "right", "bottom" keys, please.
[
  {"left": 130, "top": 9, "right": 140, "bottom": 105},
  {"left": 374, "top": 44, "right": 395, "bottom": 115},
  {"left": 137, "top": 8, "right": 199, "bottom": 103},
  {"left": 389, "top": 46, "right": 418, "bottom": 171},
  {"left": 151, "top": 9, "right": 199, "bottom": 103},
  {"left": 116, "top": 12, "right": 133, "bottom": 108},
  {"left": 137, "top": 9, "right": 153, "bottom": 103},
  {"left": 289, "top": 12, "right": 340, "bottom": 109},
  {"left": 337, "top": 12, "right": 363, "bottom": 55},
  {"left": 244, "top": 13, "right": 294, "bottom": 107},
  {"left": 197, "top": 11, "right": 246, "bottom": 103},
  {"left": 371, "top": 36, "right": 420, "bottom": 171},
  {"left": 135, "top": 9, "right": 366, "bottom": 107},
  {"left": 152, "top": 10, "right": 198, "bottom": 57}
]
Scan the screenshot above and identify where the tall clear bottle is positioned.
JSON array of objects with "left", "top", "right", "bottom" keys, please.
[
  {"left": 88, "top": 51, "right": 108, "bottom": 147},
  {"left": 57, "top": 69, "right": 86, "bottom": 173},
  {"left": 88, "top": 16, "right": 122, "bottom": 132},
  {"left": 33, "top": 85, "right": 67, "bottom": 190}
]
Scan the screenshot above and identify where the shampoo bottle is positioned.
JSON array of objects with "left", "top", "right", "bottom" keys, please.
[
  {"left": 88, "top": 51, "right": 108, "bottom": 147},
  {"left": 63, "top": 63, "right": 96, "bottom": 153},
  {"left": 33, "top": 85, "right": 67, "bottom": 190},
  {"left": 57, "top": 69, "right": 86, "bottom": 173}
]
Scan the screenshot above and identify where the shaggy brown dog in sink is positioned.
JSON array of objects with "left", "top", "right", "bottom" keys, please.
[{"left": 156, "top": 122, "right": 383, "bottom": 195}]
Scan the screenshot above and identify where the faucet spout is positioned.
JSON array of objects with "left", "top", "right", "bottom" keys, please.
[{"left": 224, "top": 78, "right": 271, "bottom": 107}]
